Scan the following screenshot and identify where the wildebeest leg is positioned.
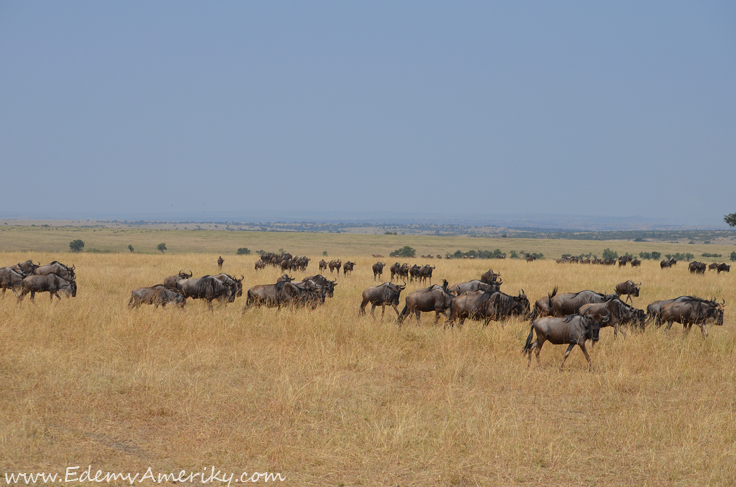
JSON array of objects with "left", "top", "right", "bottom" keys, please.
[
  {"left": 559, "top": 344, "right": 576, "bottom": 370},
  {"left": 30, "top": 290, "right": 36, "bottom": 302},
  {"left": 415, "top": 310, "right": 421, "bottom": 326},
  {"left": 380, "top": 305, "right": 387, "bottom": 321},
  {"left": 391, "top": 304, "right": 400, "bottom": 318},
  {"left": 579, "top": 342, "right": 593, "bottom": 370},
  {"left": 700, "top": 323, "right": 708, "bottom": 338},
  {"left": 664, "top": 319, "right": 674, "bottom": 332}
]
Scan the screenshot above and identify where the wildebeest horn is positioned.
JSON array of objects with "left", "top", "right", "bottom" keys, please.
[{"left": 239, "top": 275, "right": 244, "bottom": 281}]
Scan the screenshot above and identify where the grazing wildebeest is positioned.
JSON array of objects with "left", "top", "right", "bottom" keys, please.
[
  {"left": 399, "top": 280, "right": 455, "bottom": 325},
  {"left": 372, "top": 262, "right": 385, "bottom": 281},
  {"left": 659, "top": 298, "right": 724, "bottom": 338},
  {"left": 689, "top": 261, "right": 707, "bottom": 274},
  {"left": 523, "top": 313, "right": 609, "bottom": 370},
  {"left": 480, "top": 269, "right": 500, "bottom": 284},
  {"left": 580, "top": 298, "right": 646, "bottom": 338},
  {"left": 718, "top": 263, "right": 731, "bottom": 274},
  {"left": 630, "top": 259, "right": 641, "bottom": 267},
  {"left": 176, "top": 275, "right": 235, "bottom": 308},
  {"left": 529, "top": 287, "right": 558, "bottom": 321},
  {"left": 358, "top": 281, "right": 406, "bottom": 320},
  {"left": 343, "top": 261, "right": 356, "bottom": 276},
  {"left": 301, "top": 274, "right": 338, "bottom": 298},
  {"left": 448, "top": 279, "right": 501, "bottom": 295},
  {"left": 35, "top": 261, "right": 75, "bottom": 281},
  {"left": 614, "top": 281, "right": 641, "bottom": 303},
  {"left": 318, "top": 259, "right": 328, "bottom": 271},
  {"left": 164, "top": 270, "right": 192, "bottom": 289},
  {"left": 328, "top": 259, "right": 342, "bottom": 274},
  {"left": 548, "top": 290, "right": 618, "bottom": 317},
  {"left": 217, "top": 256, "right": 224, "bottom": 270},
  {"left": 127, "top": 285, "right": 186, "bottom": 309},
  {"left": 11, "top": 260, "right": 39, "bottom": 275},
  {"left": 17, "top": 274, "right": 77, "bottom": 302},
  {"left": 0, "top": 267, "right": 27, "bottom": 296},
  {"left": 418, "top": 265, "right": 435, "bottom": 285}
]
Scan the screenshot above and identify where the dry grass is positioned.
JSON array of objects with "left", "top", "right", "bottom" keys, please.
[{"left": 1, "top": 248, "right": 736, "bottom": 486}]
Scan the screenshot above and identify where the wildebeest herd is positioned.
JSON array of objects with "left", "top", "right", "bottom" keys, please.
[{"left": 4, "top": 254, "right": 728, "bottom": 371}]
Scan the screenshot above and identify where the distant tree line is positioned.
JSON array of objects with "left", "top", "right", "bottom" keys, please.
[{"left": 446, "top": 249, "right": 506, "bottom": 259}]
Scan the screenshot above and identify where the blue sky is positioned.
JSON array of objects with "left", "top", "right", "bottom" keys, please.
[{"left": 1, "top": 2, "right": 734, "bottom": 225}]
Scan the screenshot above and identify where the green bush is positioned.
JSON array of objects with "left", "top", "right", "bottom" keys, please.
[
  {"left": 236, "top": 248, "right": 251, "bottom": 255},
  {"left": 69, "top": 240, "right": 85, "bottom": 253},
  {"left": 730, "top": 251, "right": 736, "bottom": 262},
  {"left": 128, "top": 244, "right": 134, "bottom": 253},
  {"left": 390, "top": 246, "right": 416, "bottom": 258},
  {"left": 602, "top": 248, "right": 618, "bottom": 260},
  {"left": 157, "top": 243, "right": 167, "bottom": 253}
]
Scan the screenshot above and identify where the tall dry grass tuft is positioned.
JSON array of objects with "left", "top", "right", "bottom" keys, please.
[{"left": 1, "top": 251, "right": 735, "bottom": 485}]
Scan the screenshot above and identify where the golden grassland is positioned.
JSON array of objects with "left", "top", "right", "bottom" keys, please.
[{"left": 1, "top": 240, "right": 736, "bottom": 485}]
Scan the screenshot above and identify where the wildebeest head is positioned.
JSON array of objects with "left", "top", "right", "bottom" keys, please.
[
  {"left": 515, "top": 290, "right": 531, "bottom": 317},
  {"left": 585, "top": 313, "right": 609, "bottom": 341},
  {"left": 179, "top": 269, "right": 193, "bottom": 279}
]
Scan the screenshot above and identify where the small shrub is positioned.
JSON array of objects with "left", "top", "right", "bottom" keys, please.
[
  {"left": 236, "top": 248, "right": 251, "bottom": 255},
  {"left": 731, "top": 251, "right": 736, "bottom": 261},
  {"left": 602, "top": 248, "right": 618, "bottom": 260},
  {"left": 69, "top": 239, "right": 85, "bottom": 253},
  {"left": 157, "top": 243, "right": 167, "bottom": 253},
  {"left": 128, "top": 244, "right": 134, "bottom": 253},
  {"left": 390, "top": 246, "right": 416, "bottom": 258}
]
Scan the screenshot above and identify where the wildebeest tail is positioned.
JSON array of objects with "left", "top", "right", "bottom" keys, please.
[
  {"left": 398, "top": 303, "right": 408, "bottom": 322},
  {"left": 523, "top": 323, "right": 535, "bottom": 354},
  {"left": 548, "top": 286, "right": 558, "bottom": 309}
]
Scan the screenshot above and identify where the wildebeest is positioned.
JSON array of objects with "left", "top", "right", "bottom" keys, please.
[
  {"left": 399, "top": 280, "right": 455, "bottom": 325},
  {"left": 0, "top": 267, "right": 27, "bottom": 296},
  {"left": 660, "top": 258, "right": 677, "bottom": 268},
  {"left": 418, "top": 264, "right": 435, "bottom": 284},
  {"left": 243, "top": 280, "right": 323, "bottom": 311},
  {"left": 214, "top": 273, "right": 244, "bottom": 297},
  {"left": 480, "top": 269, "right": 500, "bottom": 284},
  {"left": 276, "top": 274, "right": 295, "bottom": 283},
  {"left": 343, "top": 261, "right": 356, "bottom": 276},
  {"left": 630, "top": 259, "right": 641, "bottom": 267},
  {"left": 301, "top": 274, "right": 338, "bottom": 298},
  {"left": 448, "top": 279, "right": 501, "bottom": 295},
  {"left": 164, "top": 269, "right": 192, "bottom": 289},
  {"left": 708, "top": 262, "right": 719, "bottom": 272},
  {"left": 614, "top": 281, "right": 641, "bottom": 303},
  {"left": 689, "top": 261, "right": 707, "bottom": 274},
  {"left": 526, "top": 255, "right": 536, "bottom": 262},
  {"left": 328, "top": 259, "right": 342, "bottom": 274},
  {"left": 358, "top": 281, "right": 406, "bottom": 320},
  {"left": 547, "top": 289, "right": 618, "bottom": 317},
  {"left": 647, "top": 296, "right": 717, "bottom": 327},
  {"left": 447, "top": 289, "right": 528, "bottom": 328},
  {"left": 580, "top": 298, "right": 646, "bottom": 338},
  {"left": 523, "top": 313, "right": 609, "bottom": 370},
  {"left": 17, "top": 274, "right": 77, "bottom": 302},
  {"left": 529, "top": 287, "right": 558, "bottom": 320},
  {"left": 217, "top": 256, "right": 224, "bottom": 270},
  {"left": 127, "top": 285, "right": 186, "bottom": 309},
  {"left": 35, "top": 261, "right": 75, "bottom": 281},
  {"left": 490, "top": 290, "right": 530, "bottom": 321},
  {"left": 409, "top": 265, "right": 421, "bottom": 283},
  {"left": 255, "top": 260, "right": 266, "bottom": 271},
  {"left": 176, "top": 275, "right": 235, "bottom": 308},
  {"left": 11, "top": 260, "right": 39, "bottom": 275},
  {"left": 659, "top": 298, "right": 724, "bottom": 338},
  {"left": 318, "top": 259, "right": 328, "bottom": 271},
  {"left": 372, "top": 262, "right": 385, "bottom": 280},
  {"left": 717, "top": 263, "right": 731, "bottom": 274}
]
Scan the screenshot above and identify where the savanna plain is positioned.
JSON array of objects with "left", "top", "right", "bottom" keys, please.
[{"left": 1, "top": 228, "right": 736, "bottom": 486}]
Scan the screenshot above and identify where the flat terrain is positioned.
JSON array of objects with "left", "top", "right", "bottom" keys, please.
[{"left": 1, "top": 230, "right": 735, "bottom": 486}]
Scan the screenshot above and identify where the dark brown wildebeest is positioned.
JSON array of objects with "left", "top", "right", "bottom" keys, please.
[
  {"left": 343, "top": 261, "right": 356, "bottom": 276},
  {"left": 660, "top": 258, "right": 677, "bottom": 268},
  {"left": 35, "top": 261, "right": 75, "bottom": 281},
  {"left": 214, "top": 273, "right": 244, "bottom": 297},
  {"left": 547, "top": 289, "right": 618, "bottom": 317},
  {"left": 217, "top": 256, "right": 224, "bottom": 270},
  {"left": 399, "top": 280, "right": 455, "bottom": 326},
  {"left": 389, "top": 262, "right": 401, "bottom": 280},
  {"left": 580, "top": 298, "right": 646, "bottom": 338},
  {"left": 358, "top": 281, "right": 406, "bottom": 320},
  {"left": 11, "top": 260, "right": 40, "bottom": 275},
  {"left": 718, "top": 263, "right": 731, "bottom": 274},
  {"left": 243, "top": 280, "right": 323, "bottom": 311},
  {"left": 447, "top": 289, "right": 529, "bottom": 329},
  {"left": 630, "top": 259, "right": 641, "bottom": 267},
  {"left": 523, "top": 313, "right": 609, "bottom": 370},
  {"left": 490, "top": 290, "right": 530, "bottom": 321},
  {"left": 17, "top": 274, "right": 77, "bottom": 302},
  {"left": 319, "top": 259, "right": 328, "bottom": 271},
  {"left": 372, "top": 262, "right": 385, "bottom": 281},
  {"left": 409, "top": 265, "right": 421, "bottom": 282},
  {"left": 0, "top": 267, "right": 28, "bottom": 296},
  {"left": 418, "top": 264, "right": 435, "bottom": 285},
  {"left": 647, "top": 296, "right": 717, "bottom": 327},
  {"left": 448, "top": 279, "right": 501, "bottom": 295},
  {"left": 659, "top": 298, "right": 724, "bottom": 338},
  {"left": 300, "top": 274, "right": 338, "bottom": 298},
  {"left": 176, "top": 276, "right": 235, "bottom": 308},
  {"left": 328, "top": 259, "right": 342, "bottom": 274},
  {"left": 164, "top": 269, "right": 192, "bottom": 289},
  {"left": 614, "top": 281, "right": 641, "bottom": 303},
  {"left": 280, "top": 259, "right": 293, "bottom": 272},
  {"left": 480, "top": 269, "right": 500, "bottom": 284},
  {"left": 128, "top": 285, "right": 186, "bottom": 309},
  {"left": 529, "top": 287, "right": 558, "bottom": 320},
  {"left": 708, "top": 262, "right": 719, "bottom": 272},
  {"left": 276, "top": 274, "right": 295, "bottom": 283},
  {"left": 526, "top": 255, "right": 536, "bottom": 262},
  {"left": 689, "top": 261, "right": 706, "bottom": 274},
  {"left": 255, "top": 260, "right": 266, "bottom": 271}
]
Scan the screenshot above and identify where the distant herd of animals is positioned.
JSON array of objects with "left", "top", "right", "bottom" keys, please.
[{"left": 0, "top": 253, "right": 728, "bottom": 370}]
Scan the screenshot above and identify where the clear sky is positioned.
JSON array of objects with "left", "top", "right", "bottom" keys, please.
[{"left": 1, "top": 2, "right": 734, "bottom": 224}]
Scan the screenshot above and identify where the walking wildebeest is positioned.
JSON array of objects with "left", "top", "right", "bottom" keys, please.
[
  {"left": 217, "top": 256, "right": 224, "bottom": 270},
  {"left": 128, "top": 285, "right": 186, "bottom": 309},
  {"left": 446, "top": 289, "right": 527, "bottom": 328},
  {"left": 418, "top": 265, "right": 435, "bottom": 285},
  {"left": 318, "top": 259, "right": 328, "bottom": 271},
  {"left": 717, "top": 263, "right": 731, "bottom": 274},
  {"left": 35, "top": 261, "right": 75, "bottom": 281},
  {"left": 372, "top": 262, "right": 385, "bottom": 281},
  {"left": 255, "top": 260, "right": 266, "bottom": 271},
  {"left": 523, "top": 313, "right": 609, "bottom": 370},
  {"left": 11, "top": 260, "right": 39, "bottom": 275},
  {"left": 343, "top": 261, "right": 356, "bottom": 276},
  {"left": 276, "top": 274, "right": 295, "bottom": 283},
  {"left": 164, "top": 269, "right": 192, "bottom": 289},
  {"left": 548, "top": 289, "right": 618, "bottom": 317},
  {"left": 630, "top": 259, "right": 641, "bottom": 267},
  {"left": 399, "top": 280, "right": 455, "bottom": 326},
  {"left": 0, "top": 267, "right": 27, "bottom": 297},
  {"left": 580, "top": 298, "right": 646, "bottom": 338},
  {"left": 214, "top": 273, "right": 244, "bottom": 297},
  {"left": 17, "top": 274, "right": 77, "bottom": 302},
  {"left": 689, "top": 261, "right": 707, "bottom": 274},
  {"left": 660, "top": 258, "right": 677, "bottom": 268},
  {"left": 614, "top": 281, "right": 641, "bottom": 303},
  {"left": 301, "top": 274, "right": 338, "bottom": 298},
  {"left": 480, "top": 269, "right": 500, "bottom": 284},
  {"left": 659, "top": 298, "right": 724, "bottom": 338},
  {"left": 448, "top": 279, "right": 501, "bottom": 295},
  {"left": 358, "top": 281, "right": 406, "bottom": 320},
  {"left": 328, "top": 260, "right": 342, "bottom": 274},
  {"left": 176, "top": 275, "right": 235, "bottom": 308}
]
